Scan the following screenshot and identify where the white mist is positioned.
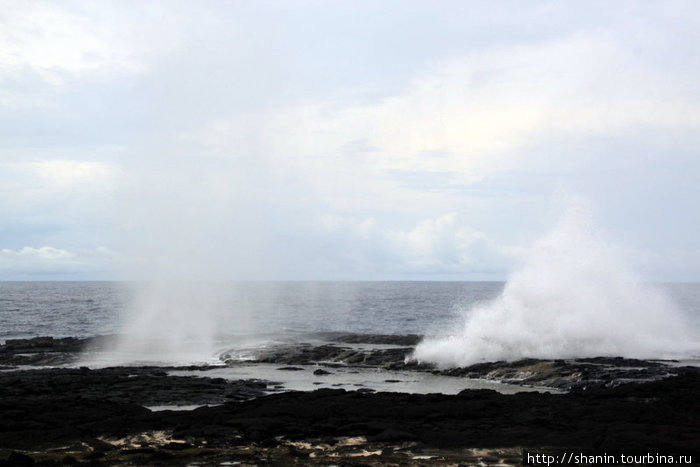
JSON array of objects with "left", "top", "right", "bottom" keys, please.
[
  {"left": 413, "top": 203, "right": 696, "bottom": 367},
  {"left": 104, "top": 282, "right": 224, "bottom": 365},
  {"left": 95, "top": 146, "right": 272, "bottom": 365}
]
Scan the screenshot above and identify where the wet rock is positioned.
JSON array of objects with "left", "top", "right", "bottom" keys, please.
[
  {"left": 2, "top": 335, "right": 681, "bottom": 392},
  {"left": 251, "top": 342, "right": 415, "bottom": 368},
  {"left": 434, "top": 357, "right": 677, "bottom": 390},
  {"left": 0, "top": 367, "right": 269, "bottom": 410},
  {"left": 83, "top": 451, "right": 106, "bottom": 460},
  {"left": 6, "top": 451, "right": 34, "bottom": 466},
  {"left": 0, "top": 363, "right": 697, "bottom": 465},
  {"left": 0, "top": 336, "right": 120, "bottom": 367},
  {"left": 1, "top": 334, "right": 699, "bottom": 465},
  {"left": 313, "top": 332, "right": 422, "bottom": 346}
]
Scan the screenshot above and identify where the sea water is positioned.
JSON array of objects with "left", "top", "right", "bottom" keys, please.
[
  {"left": 1, "top": 281, "right": 699, "bottom": 355},
  {"left": 0, "top": 281, "right": 500, "bottom": 342}
]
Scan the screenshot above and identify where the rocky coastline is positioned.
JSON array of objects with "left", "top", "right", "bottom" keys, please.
[{"left": 0, "top": 335, "right": 698, "bottom": 466}]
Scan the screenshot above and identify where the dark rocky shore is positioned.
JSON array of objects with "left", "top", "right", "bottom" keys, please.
[{"left": 1, "top": 336, "right": 698, "bottom": 466}]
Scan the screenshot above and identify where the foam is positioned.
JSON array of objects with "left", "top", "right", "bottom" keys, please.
[{"left": 413, "top": 203, "right": 696, "bottom": 367}]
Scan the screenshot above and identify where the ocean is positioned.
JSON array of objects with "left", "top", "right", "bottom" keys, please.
[
  {"left": 2, "top": 280, "right": 700, "bottom": 396},
  {"left": 0, "top": 281, "right": 504, "bottom": 342},
  {"left": 2, "top": 281, "right": 699, "bottom": 347}
]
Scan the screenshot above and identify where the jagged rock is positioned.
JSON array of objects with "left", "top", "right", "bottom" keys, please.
[{"left": 0, "top": 335, "right": 698, "bottom": 465}]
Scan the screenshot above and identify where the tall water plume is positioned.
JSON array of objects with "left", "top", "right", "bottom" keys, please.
[
  {"left": 413, "top": 202, "right": 697, "bottom": 367},
  {"left": 103, "top": 282, "right": 218, "bottom": 364},
  {"left": 97, "top": 147, "right": 273, "bottom": 365}
]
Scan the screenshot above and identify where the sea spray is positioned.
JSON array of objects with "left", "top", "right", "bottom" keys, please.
[
  {"left": 412, "top": 204, "right": 695, "bottom": 367},
  {"left": 95, "top": 139, "right": 271, "bottom": 365},
  {"left": 101, "top": 281, "right": 227, "bottom": 365}
]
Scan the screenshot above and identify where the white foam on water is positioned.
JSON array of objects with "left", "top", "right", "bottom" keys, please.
[{"left": 413, "top": 202, "right": 698, "bottom": 367}]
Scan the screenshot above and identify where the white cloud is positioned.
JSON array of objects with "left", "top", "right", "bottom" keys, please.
[
  {"left": 0, "top": 158, "right": 122, "bottom": 217},
  {"left": 1, "top": 3, "right": 131, "bottom": 83},
  {"left": 345, "top": 31, "right": 699, "bottom": 176},
  {"left": 158, "top": 24, "right": 700, "bottom": 280},
  {"left": 0, "top": 0, "right": 187, "bottom": 85},
  {"left": 31, "top": 159, "right": 121, "bottom": 189},
  {"left": 179, "top": 28, "right": 700, "bottom": 219},
  {"left": 2, "top": 2, "right": 700, "bottom": 280},
  {"left": 315, "top": 212, "right": 523, "bottom": 278},
  {"left": 1, "top": 246, "right": 72, "bottom": 260},
  {"left": 0, "top": 246, "right": 122, "bottom": 279}
]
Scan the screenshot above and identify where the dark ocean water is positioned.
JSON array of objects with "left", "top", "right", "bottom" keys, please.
[
  {"left": 0, "top": 281, "right": 501, "bottom": 342},
  {"left": 0, "top": 281, "right": 127, "bottom": 341},
  {"left": 1, "top": 281, "right": 699, "bottom": 344}
]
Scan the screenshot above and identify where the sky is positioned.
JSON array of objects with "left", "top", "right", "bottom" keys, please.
[{"left": 1, "top": 0, "right": 699, "bottom": 281}]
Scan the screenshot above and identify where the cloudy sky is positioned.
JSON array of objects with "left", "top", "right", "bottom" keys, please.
[{"left": 1, "top": 0, "right": 699, "bottom": 281}]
